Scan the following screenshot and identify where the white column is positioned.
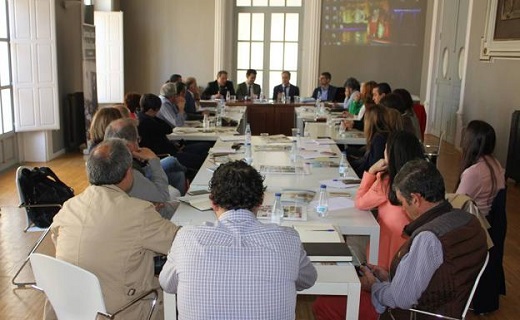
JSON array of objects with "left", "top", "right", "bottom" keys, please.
[{"left": 301, "top": 0, "right": 321, "bottom": 97}]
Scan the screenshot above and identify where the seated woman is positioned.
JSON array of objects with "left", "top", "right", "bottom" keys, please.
[
  {"left": 455, "top": 120, "right": 506, "bottom": 314},
  {"left": 349, "top": 104, "right": 402, "bottom": 178},
  {"left": 392, "top": 88, "right": 422, "bottom": 141},
  {"left": 380, "top": 92, "right": 421, "bottom": 141},
  {"left": 312, "top": 131, "right": 425, "bottom": 320},
  {"left": 89, "top": 107, "right": 123, "bottom": 151}
]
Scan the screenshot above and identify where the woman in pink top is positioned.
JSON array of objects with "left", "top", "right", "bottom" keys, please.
[
  {"left": 356, "top": 130, "right": 425, "bottom": 269},
  {"left": 456, "top": 120, "right": 505, "bottom": 215}
]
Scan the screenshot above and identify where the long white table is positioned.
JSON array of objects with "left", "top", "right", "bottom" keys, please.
[
  {"left": 304, "top": 122, "right": 366, "bottom": 145},
  {"left": 167, "top": 136, "right": 378, "bottom": 320},
  {"left": 167, "top": 106, "right": 247, "bottom": 141}
]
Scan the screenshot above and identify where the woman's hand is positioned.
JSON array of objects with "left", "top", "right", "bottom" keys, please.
[{"left": 368, "top": 158, "right": 388, "bottom": 175}]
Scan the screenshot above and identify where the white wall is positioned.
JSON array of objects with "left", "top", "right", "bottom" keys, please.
[
  {"left": 120, "top": 0, "right": 215, "bottom": 94},
  {"left": 462, "top": 0, "right": 520, "bottom": 164}
]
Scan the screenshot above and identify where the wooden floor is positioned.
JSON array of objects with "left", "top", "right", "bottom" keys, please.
[{"left": 0, "top": 136, "right": 519, "bottom": 319}]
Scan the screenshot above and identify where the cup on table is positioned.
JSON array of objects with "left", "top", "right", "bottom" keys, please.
[
  {"left": 292, "top": 128, "right": 300, "bottom": 137},
  {"left": 230, "top": 95, "right": 237, "bottom": 102},
  {"left": 294, "top": 96, "right": 300, "bottom": 103}
]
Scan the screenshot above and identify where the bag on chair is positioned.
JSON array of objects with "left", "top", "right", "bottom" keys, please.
[{"left": 19, "top": 167, "right": 74, "bottom": 228}]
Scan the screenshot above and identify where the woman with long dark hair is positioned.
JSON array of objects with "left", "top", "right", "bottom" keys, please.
[{"left": 456, "top": 120, "right": 505, "bottom": 215}]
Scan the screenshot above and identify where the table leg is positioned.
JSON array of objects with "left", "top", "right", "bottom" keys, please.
[{"left": 345, "top": 282, "right": 361, "bottom": 320}]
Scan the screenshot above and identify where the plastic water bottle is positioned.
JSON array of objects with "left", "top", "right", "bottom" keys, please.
[
  {"left": 290, "top": 139, "right": 298, "bottom": 161},
  {"left": 316, "top": 184, "right": 329, "bottom": 217},
  {"left": 216, "top": 100, "right": 223, "bottom": 127},
  {"left": 281, "top": 91, "right": 286, "bottom": 104},
  {"left": 271, "top": 192, "right": 284, "bottom": 225},
  {"left": 226, "top": 90, "right": 231, "bottom": 102},
  {"left": 202, "top": 114, "right": 210, "bottom": 132},
  {"left": 296, "top": 132, "right": 301, "bottom": 150},
  {"left": 315, "top": 99, "right": 321, "bottom": 117},
  {"left": 244, "top": 142, "right": 252, "bottom": 165},
  {"left": 245, "top": 123, "right": 251, "bottom": 144},
  {"left": 259, "top": 90, "right": 265, "bottom": 102},
  {"left": 339, "top": 151, "right": 348, "bottom": 177}
]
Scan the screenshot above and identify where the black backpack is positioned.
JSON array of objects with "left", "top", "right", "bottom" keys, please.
[{"left": 18, "top": 167, "right": 74, "bottom": 228}]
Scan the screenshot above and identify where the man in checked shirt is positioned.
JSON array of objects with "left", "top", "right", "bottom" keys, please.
[{"left": 159, "top": 161, "right": 317, "bottom": 319}]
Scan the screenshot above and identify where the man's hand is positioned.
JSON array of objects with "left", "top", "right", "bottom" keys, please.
[
  {"left": 365, "top": 263, "right": 389, "bottom": 281},
  {"left": 359, "top": 265, "right": 378, "bottom": 292},
  {"left": 368, "top": 158, "right": 388, "bottom": 175},
  {"left": 132, "top": 147, "right": 159, "bottom": 162}
]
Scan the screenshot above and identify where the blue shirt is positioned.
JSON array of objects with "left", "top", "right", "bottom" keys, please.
[
  {"left": 159, "top": 209, "right": 317, "bottom": 320},
  {"left": 157, "top": 95, "right": 186, "bottom": 127}
]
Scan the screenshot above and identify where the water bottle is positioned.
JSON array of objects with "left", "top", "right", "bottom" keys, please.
[
  {"left": 216, "top": 100, "right": 223, "bottom": 127},
  {"left": 339, "top": 151, "right": 348, "bottom": 177},
  {"left": 316, "top": 184, "right": 329, "bottom": 217},
  {"left": 245, "top": 123, "right": 252, "bottom": 144},
  {"left": 315, "top": 99, "right": 321, "bottom": 116},
  {"left": 271, "top": 192, "right": 284, "bottom": 225},
  {"left": 290, "top": 139, "right": 298, "bottom": 161},
  {"left": 296, "top": 132, "right": 301, "bottom": 150},
  {"left": 226, "top": 90, "right": 231, "bottom": 102},
  {"left": 244, "top": 142, "right": 252, "bottom": 165},
  {"left": 202, "top": 114, "right": 210, "bottom": 132},
  {"left": 281, "top": 91, "right": 286, "bottom": 104},
  {"left": 259, "top": 90, "right": 265, "bottom": 102}
]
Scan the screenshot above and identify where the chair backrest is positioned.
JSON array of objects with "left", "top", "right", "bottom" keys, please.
[
  {"left": 16, "top": 166, "right": 34, "bottom": 231},
  {"left": 410, "top": 252, "right": 489, "bottom": 320},
  {"left": 30, "top": 253, "right": 107, "bottom": 320},
  {"left": 413, "top": 103, "right": 427, "bottom": 140}
]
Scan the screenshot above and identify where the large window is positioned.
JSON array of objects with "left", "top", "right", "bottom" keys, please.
[
  {"left": 235, "top": 0, "right": 303, "bottom": 99},
  {"left": 0, "top": 0, "right": 13, "bottom": 134}
]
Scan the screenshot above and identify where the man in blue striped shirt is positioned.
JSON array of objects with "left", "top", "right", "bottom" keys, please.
[{"left": 159, "top": 161, "right": 317, "bottom": 320}]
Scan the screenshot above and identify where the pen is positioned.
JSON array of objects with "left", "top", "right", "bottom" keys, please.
[{"left": 310, "top": 229, "right": 336, "bottom": 232}]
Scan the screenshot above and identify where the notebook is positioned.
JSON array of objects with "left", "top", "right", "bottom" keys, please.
[{"left": 302, "top": 242, "right": 353, "bottom": 262}]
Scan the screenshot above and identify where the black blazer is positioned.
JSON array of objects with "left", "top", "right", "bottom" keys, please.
[
  {"left": 201, "top": 80, "right": 235, "bottom": 100},
  {"left": 272, "top": 84, "right": 300, "bottom": 101},
  {"left": 312, "top": 85, "right": 338, "bottom": 102}
]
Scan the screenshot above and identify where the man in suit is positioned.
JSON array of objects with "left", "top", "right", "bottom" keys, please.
[
  {"left": 235, "top": 69, "right": 261, "bottom": 100},
  {"left": 49, "top": 138, "right": 180, "bottom": 319},
  {"left": 272, "top": 70, "right": 300, "bottom": 102},
  {"left": 201, "top": 70, "right": 235, "bottom": 100},
  {"left": 184, "top": 76, "right": 205, "bottom": 120},
  {"left": 312, "top": 72, "right": 338, "bottom": 102}
]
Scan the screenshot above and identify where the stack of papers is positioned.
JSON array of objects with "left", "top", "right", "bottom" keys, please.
[{"left": 178, "top": 194, "right": 213, "bottom": 211}]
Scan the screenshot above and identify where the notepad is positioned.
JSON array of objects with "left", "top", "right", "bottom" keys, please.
[
  {"left": 303, "top": 242, "right": 353, "bottom": 262},
  {"left": 178, "top": 195, "right": 213, "bottom": 211}
]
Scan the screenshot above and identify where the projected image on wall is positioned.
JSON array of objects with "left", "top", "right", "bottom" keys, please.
[{"left": 321, "top": 0, "right": 425, "bottom": 46}]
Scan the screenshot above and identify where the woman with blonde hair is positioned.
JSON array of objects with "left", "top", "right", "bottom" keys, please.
[{"left": 89, "top": 107, "right": 123, "bottom": 150}]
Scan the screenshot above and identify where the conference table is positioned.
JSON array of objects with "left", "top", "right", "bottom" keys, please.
[{"left": 164, "top": 135, "right": 382, "bottom": 319}]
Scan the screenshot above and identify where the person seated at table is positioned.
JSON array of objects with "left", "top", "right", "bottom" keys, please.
[
  {"left": 380, "top": 92, "right": 421, "bottom": 141},
  {"left": 272, "top": 70, "right": 300, "bottom": 102},
  {"left": 349, "top": 104, "right": 403, "bottom": 178},
  {"left": 104, "top": 118, "right": 184, "bottom": 214},
  {"left": 343, "top": 77, "right": 362, "bottom": 114},
  {"left": 48, "top": 138, "right": 180, "bottom": 320},
  {"left": 166, "top": 73, "right": 182, "bottom": 84},
  {"left": 392, "top": 88, "right": 422, "bottom": 141},
  {"left": 312, "top": 72, "right": 338, "bottom": 102},
  {"left": 455, "top": 120, "right": 506, "bottom": 314},
  {"left": 341, "top": 80, "right": 377, "bottom": 132},
  {"left": 184, "top": 77, "right": 205, "bottom": 121},
  {"left": 201, "top": 70, "right": 235, "bottom": 100},
  {"left": 355, "top": 131, "right": 425, "bottom": 269},
  {"left": 235, "top": 68, "right": 261, "bottom": 100},
  {"left": 313, "top": 159, "right": 488, "bottom": 320},
  {"left": 159, "top": 160, "right": 317, "bottom": 320},
  {"left": 88, "top": 107, "right": 126, "bottom": 151},
  {"left": 124, "top": 92, "right": 141, "bottom": 119},
  {"left": 137, "top": 93, "right": 209, "bottom": 178},
  {"left": 372, "top": 82, "right": 391, "bottom": 104},
  {"left": 157, "top": 82, "right": 187, "bottom": 128}
]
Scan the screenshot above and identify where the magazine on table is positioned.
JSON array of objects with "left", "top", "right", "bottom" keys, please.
[{"left": 257, "top": 202, "right": 308, "bottom": 221}]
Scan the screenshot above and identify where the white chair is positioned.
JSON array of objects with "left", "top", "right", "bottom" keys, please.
[
  {"left": 30, "top": 253, "right": 158, "bottom": 320},
  {"left": 424, "top": 131, "right": 445, "bottom": 167},
  {"left": 408, "top": 252, "right": 489, "bottom": 320}
]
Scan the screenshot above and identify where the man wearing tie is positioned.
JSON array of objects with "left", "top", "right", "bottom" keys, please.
[
  {"left": 312, "top": 72, "right": 338, "bottom": 102},
  {"left": 201, "top": 70, "right": 236, "bottom": 100},
  {"left": 235, "top": 69, "right": 261, "bottom": 101},
  {"left": 272, "top": 71, "right": 300, "bottom": 102}
]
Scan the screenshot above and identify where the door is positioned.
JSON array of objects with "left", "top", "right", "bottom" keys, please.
[
  {"left": 430, "top": 0, "right": 469, "bottom": 144},
  {"left": 94, "top": 11, "right": 124, "bottom": 103}
]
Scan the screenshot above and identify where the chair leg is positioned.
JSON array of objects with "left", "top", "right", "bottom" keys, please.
[{"left": 12, "top": 228, "right": 51, "bottom": 289}]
